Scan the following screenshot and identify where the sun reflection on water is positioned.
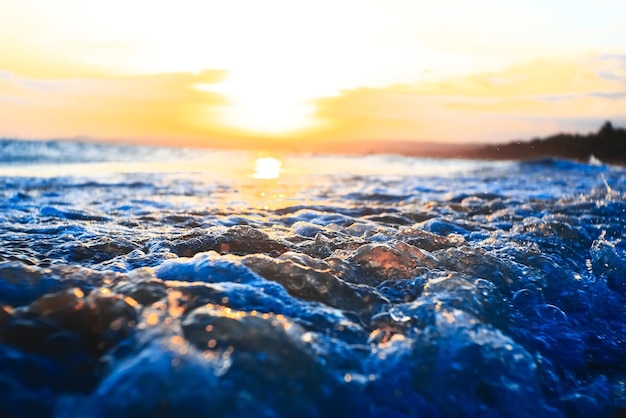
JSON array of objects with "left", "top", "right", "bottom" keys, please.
[{"left": 252, "top": 156, "right": 282, "bottom": 179}]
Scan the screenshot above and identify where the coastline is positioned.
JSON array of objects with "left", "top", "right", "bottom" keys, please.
[{"left": 2, "top": 121, "right": 625, "bottom": 167}]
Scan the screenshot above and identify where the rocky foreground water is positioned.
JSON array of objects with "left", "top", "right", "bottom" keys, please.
[{"left": 0, "top": 144, "right": 625, "bottom": 417}]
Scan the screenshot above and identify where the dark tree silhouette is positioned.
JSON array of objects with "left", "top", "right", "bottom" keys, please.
[
  {"left": 599, "top": 121, "right": 614, "bottom": 136},
  {"left": 471, "top": 121, "right": 626, "bottom": 164}
]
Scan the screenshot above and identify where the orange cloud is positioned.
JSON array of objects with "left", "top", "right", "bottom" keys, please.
[
  {"left": 0, "top": 70, "right": 231, "bottom": 145},
  {"left": 1, "top": 54, "right": 624, "bottom": 146},
  {"left": 312, "top": 55, "right": 626, "bottom": 143}
]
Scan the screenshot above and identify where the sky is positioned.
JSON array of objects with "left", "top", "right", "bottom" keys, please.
[{"left": 1, "top": 0, "right": 625, "bottom": 147}]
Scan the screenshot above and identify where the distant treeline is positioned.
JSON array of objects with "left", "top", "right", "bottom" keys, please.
[
  {"left": 468, "top": 122, "right": 626, "bottom": 164},
  {"left": 310, "top": 121, "right": 626, "bottom": 164}
]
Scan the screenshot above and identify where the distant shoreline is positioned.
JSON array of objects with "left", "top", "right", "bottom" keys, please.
[
  {"left": 306, "top": 121, "right": 626, "bottom": 165},
  {"left": 3, "top": 121, "right": 625, "bottom": 165},
  {"left": 465, "top": 121, "right": 626, "bottom": 165}
]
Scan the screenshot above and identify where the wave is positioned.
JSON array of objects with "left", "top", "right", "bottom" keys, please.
[{"left": 0, "top": 144, "right": 625, "bottom": 417}]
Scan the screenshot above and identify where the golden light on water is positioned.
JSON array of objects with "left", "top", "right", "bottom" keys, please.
[{"left": 253, "top": 157, "right": 282, "bottom": 180}]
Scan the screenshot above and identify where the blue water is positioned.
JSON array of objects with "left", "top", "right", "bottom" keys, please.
[{"left": 0, "top": 139, "right": 625, "bottom": 417}]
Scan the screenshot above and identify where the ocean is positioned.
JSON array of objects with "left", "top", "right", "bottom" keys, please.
[{"left": 1, "top": 139, "right": 625, "bottom": 417}]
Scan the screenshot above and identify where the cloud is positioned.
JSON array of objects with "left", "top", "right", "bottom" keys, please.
[
  {"left": 537, "top": 91, "right": 626, "bottom": 102},
  {"left": 593, "top": 54, "right": 626, "bottom": 84},
  {"left": 2, "top": 53, "right": 625, "bottom": 145},
  {"left": 3, "top": 69, "right": 225, "bottom": 98},
  {"left": 0, "top": 70, "right": 232, "bottom": 142},
  {"left": 311, "top": 54, "right": 626, "bottom": 142}
]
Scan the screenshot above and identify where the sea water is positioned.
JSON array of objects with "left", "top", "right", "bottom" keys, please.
[{"left": 0, "top": 139, "right": 625, "bottom": 417}]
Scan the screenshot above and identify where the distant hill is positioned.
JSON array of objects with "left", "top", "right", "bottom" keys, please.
[{"left": 466, "top": 121, "right": 626, "bottom": 165}]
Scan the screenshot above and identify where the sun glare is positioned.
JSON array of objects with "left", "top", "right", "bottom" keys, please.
[
  {"left": 218, "top": 96, "right": 317, "bottom": 135},
  {"left": 253, "top": 157, "right": 282, "bottom": 180},
  {"left": 197, "top": 69, "right": 332, "bottom": 135}
]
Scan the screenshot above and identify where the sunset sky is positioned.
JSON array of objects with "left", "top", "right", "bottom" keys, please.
[{"left": 1, "top": 0, "right": 625, "bottom": 147}]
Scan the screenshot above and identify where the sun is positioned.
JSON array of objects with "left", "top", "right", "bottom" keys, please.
[{"left": 197, "top": 69, "right": 329, "bottom": 136}]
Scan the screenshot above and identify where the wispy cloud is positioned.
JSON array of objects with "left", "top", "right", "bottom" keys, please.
[
  {"left": 2, "top": 53, "right": 625, "bottom": 144},
  {"left": 536, "top": 91, "right": 626, "bottom": 102},
  {"left": 592, "top": 53, "right": 626, "bottom": 84},
  {"left": 0, "top": 70, "right": 229, "bottom": 141},
  {"left": 312, "top": 54, "right": 626, "bottom": 142}
]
